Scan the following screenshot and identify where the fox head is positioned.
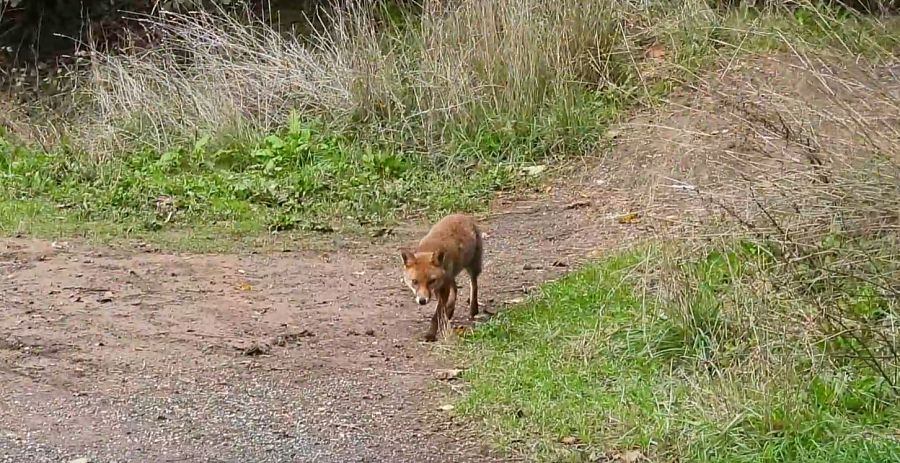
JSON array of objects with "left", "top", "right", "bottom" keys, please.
[{"left": 400, "top": 249, "right": 447, "bottom": 306}]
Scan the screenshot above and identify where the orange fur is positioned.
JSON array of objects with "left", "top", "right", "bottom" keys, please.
[{"left": 400, "top": 214, "right": 484, "bottom": 341}]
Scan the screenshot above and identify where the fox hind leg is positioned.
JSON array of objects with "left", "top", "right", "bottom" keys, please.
[{"left": 468, "top": 234, "right": 483, "bottom": 318}]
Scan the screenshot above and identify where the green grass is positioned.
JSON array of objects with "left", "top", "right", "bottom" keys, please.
[
  {"left": 0, "top": 115, "right": 529, "bottom": 249},
  {"left": 0, "top": 198, "right": 323, "bottom": 252},
  {"left": 453, "top": 243, "right": 900, "bottom": 463}
]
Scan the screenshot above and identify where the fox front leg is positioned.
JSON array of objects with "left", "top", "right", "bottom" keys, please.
[
  {"left": 445, "top": 281, "right": 458, "bottom": 320},
  {"left": 425, "top": 288, "right": 446, "bottom": 342},
  {"left": 425, "top": 307, "right": 440, "bottom": 342},
  {"left": 425, "top": 286, "right": 453, "bottom": 342}
]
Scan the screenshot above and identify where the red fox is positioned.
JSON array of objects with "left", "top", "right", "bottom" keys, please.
[{"left": 400, "top": 214, "right": 484, "bottom": 341}]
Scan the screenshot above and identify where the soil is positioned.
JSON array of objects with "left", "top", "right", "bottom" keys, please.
[
  {"left": 0, "top": 172, "right": 662, "bottom": 463},
  {"left": 1, "top": 53, "right": 896, "bottom": 463}
]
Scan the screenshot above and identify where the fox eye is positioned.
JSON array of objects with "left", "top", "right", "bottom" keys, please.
[
  {"left": 427, "top": 278, "right": 436, "bottom": 285},
  {"left": 411, "top": 279, "right": 419, "bottom": 285}
]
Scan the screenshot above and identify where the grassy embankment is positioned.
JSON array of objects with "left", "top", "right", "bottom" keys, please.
[
  {"left": 446, "top": 3, "right": 900, "bottom": 462},
  {"left": 1, "top": 0, "right": 894, "bottom": 249}
]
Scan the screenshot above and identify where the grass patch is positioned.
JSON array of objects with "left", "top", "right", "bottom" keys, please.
[
  {"left": 0, "top": 198, "right": 317, "bottom": 252},
  {"left": 451, "top": 45, "right": 900, "bottom": 461},
  {"left": 1, "top": 116, "right": 523, "bottom": 247},
  {"left": 454, "top": 241, "right": 900, "bottom": 462},
  {"left": 2, "top": 0, "right": 898, "bottom": 249}
]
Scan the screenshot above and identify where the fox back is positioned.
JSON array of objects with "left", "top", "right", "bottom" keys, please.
[{"left": 400, "top": 214, "right": 482, "bottom": 306}]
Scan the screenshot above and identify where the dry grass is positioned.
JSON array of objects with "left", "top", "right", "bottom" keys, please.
[
  {"left": 69, "top": 0, "right": 653, "bottom": 155},
  {"left": 454, "top": 44, "right": 900, "bottom": 462},
  {"left": 69, "top": 8, "right": 357, "bottom": 155},
  {"left": 644, "top": 45, "right": 900, "bottom": 453},
  {"left": 627, "top": 32, "right": 900, "bottom": 383},
  {"left": 12, "top": 0, "right": 881, "bottom": 157},
  {"left": 1, "top": 0, "right": 897, "bottom": 244}
]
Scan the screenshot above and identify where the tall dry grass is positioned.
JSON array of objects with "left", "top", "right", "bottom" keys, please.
[
  {"left": 2, "top": 0, "right": 894, "bottom": 159},
  {"left": 636, "top": 46, "right": 900, "bottom": 413},
  {"left": 20, "top": 0, "right": 739, "bottom": 157}
]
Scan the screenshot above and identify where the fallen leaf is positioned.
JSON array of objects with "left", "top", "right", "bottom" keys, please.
[
  {"left": 452, "top": 326, "right": 472, "bottom": 337},
  {"left": 551, "top": 260, "right": 568, "bottom": 267},
  {"left": 308, "top": 223, "right": 335, "bottom": 233},
  {"left": 434, "top": 368, "right": 463, "bottom": 380},
  {"left": 523, "top": 263, "right": 544, "bottom": 271},
  {"left": 523, "top": 165, "right": 547, "bottom": 176},
  {"left": 242, "top": 343, "right": 271, "bottom": 356},
  {"left": 618, "top": 212, "right": 640, "bottom": 224},
  {"left": 614, "top": 450, "right": 645, "bottom": 463},
  {"left": 646, "top": 44, "right": 667, "bottom": 59},
  {"left": 272, "top": 330, "right": 315, "bottom": 346},
  {"left": 504, "top": 297, "right": 524, "bottom": 305},
  {"left": 371, "top": 228, "right": 394, "bottom": 238},
  {"left": 438, "top": 404, "right": 454, "bottom": 412},
  {"left": 238, "top": 282, "right": 253, "bottom": 291},
  {"left": 560, "top": 436, "right": 579, "bottom": 445}
]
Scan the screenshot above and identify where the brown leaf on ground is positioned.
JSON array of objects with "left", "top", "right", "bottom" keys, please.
[
  {"left": 645, "top": 44, "right": 667, "bottom": 59},
  {"left": 617, "top": 212, "right": 640, "bottom": 224},
  {"left": 559, "top": 436, "right": 579, "bottom": 445},
  {"left": 564, "top": 200, "right": 591, "bottom": 210},
  {"left": 613, "top": 449, "right": 645, "bottom": 463}
]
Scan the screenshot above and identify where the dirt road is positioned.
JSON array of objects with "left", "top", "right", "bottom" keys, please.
[{"left": 0, "top": 168, "right": 660, "bottom": 463}]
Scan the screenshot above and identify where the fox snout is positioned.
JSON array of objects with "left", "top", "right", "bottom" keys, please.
[{"left": 413, "top": 287, "right": 432, "bottom": 305}]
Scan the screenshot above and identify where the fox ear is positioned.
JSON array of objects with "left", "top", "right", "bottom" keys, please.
[
  {"left": 431, "top": 250, "right": 445, "bottom": 266},
  {"left": 400, "top": 249, "right": 415, "bottom": 266}
]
